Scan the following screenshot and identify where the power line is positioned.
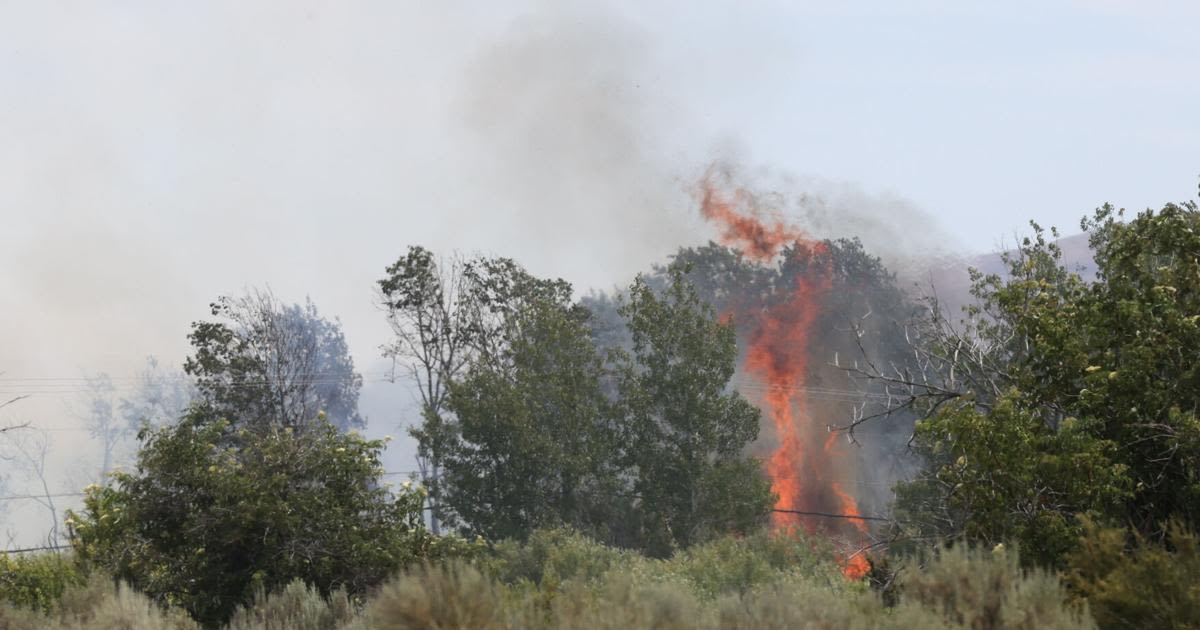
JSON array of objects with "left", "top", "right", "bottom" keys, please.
[
  {"left": 772, "top": 508, "right": 894, "bottom": 523},
  {"left": 1, "top": 544, "right": 71, "bottom": 554},
  {"left": 0, "top": 492, "right": 84, "bottom": 502},
  {"left": 0, "top": 472, "right": 425, "bottom": 502},
  {"left": 0, "top": 371, "right": 393, "bottom": 383}
]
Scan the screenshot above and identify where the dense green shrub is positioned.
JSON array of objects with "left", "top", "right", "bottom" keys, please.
[
  {"left": 1066, "top": 518, "right": 1200, "bottom": 629},
  {"left": 362, "top": 537, "right": 1093, "bottom": 629},
  {"left": 488, "top": 526, "right": 845, "bottom": 603},
  {"left": 367, "top": 560, "right": 522, "bottom": 630},
  {"left": 717, "top": 577, "right": 942, "bottom": 629},
  {"left": 66, "top": 412, "right": 479, "bottom": 626},
  {"left": 893, "top": 203, "right": 1200, "bottom": 567},
  {"left": 653, "top": 528, "right": 844, "bottom": 600},
  {"left": 489, "top": 527, "right": 633, "bottom": 587},
  {"left": 0, "top": 572, "right": 197, "bottom": 629},
  {"left": 0, "top": 551, "right": 86, "bottom": 613},
  {"left": 896, "top": 392, "right": 1129, "bottom": 568},
  {"left": 544, "top": 575, "right": 706, "bottom": 629},
  {"left": 899, "top": 544, "right": 1094, "bottom": 629},
  {"left": 0, "top": 531, "right": 1105, "bottom": 628},
  {"left": 226, "top": 580, "right": 363, "bottom": 630}
]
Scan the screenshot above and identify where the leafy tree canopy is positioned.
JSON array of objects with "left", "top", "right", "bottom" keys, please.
[
  {"left": 893, "top": 200, "right": 1200, "bottom": 565},
  {"left": 617, "top": 267, "right": 774, "bottom": 556},
  {"left": 185, "top": 289, "right": 364, "bottom": 433},
  {"left": 66, "top": 411, "right": 469, "bottom": 626}
]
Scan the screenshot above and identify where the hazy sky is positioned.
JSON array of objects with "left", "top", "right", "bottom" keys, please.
[{"left": 1, "top": 0, "right": 1197, "bottom": 545}]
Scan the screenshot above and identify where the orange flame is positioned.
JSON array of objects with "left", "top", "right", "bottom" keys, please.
[
  {"left": 698, "top": 172, "right": 805, "bottom": 263},
  {"left": 697, "top": 169, "right": 871, "bottom": 579}
]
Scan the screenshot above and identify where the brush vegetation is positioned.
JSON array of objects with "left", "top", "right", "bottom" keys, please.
[
  {"left": 5, "top": 199, "right": 1200, "bottom": 627},
  {"left": 3, "top": 529, "right": 1096, "bottom": 629}
]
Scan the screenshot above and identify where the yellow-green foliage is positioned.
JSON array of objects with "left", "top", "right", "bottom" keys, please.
[
  {"left": 0, "top": 573, "right": 197, "bottom": 629},
  {"left": 67, "top": 415, "right": 461, "bottom": 627},
  {"left": 1067, "top": 519, "right": 1200, "bottom": 629},
  {"left": 1, "top": 531, "right": 1100, "bottom": 628},
  {"left": 489, "top": 527, "right": 633, "bottom": 587},
  {"left": 226, "top": 580, "right": 363, "bottom": 630},
  {"left": 717, "top": 578, "right": 947, "bottom": 630},
  {"left": 652, "top": 528, "right": 845, "bottom": 600},
  {"left": 899, "top": 544, "right": 1094, "bottom": 630},
  {"left": 367, "top": 560, "right": 519, "bottom": 630},
  {"left": 362, "top": 531, "right": 1092, "bottom": 629},
  {"left": 0, "top": 551, "right": 86, "bottom": 613},
  {"left": 489, "top": 526, "right": 842, "bottom": 602}
]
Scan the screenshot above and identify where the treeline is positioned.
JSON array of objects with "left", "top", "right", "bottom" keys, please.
[
  {"left": 3, "top": 197, "right": 1200, "bottom": 628},
  {"left": 377, "top": 249, "right": 775, "bottom": 553}
]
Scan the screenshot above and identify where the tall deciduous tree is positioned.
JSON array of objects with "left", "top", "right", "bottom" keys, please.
[
  {"left": 185, "top": 289, "right": 363, "bottom": 433},
  {"left": 618, "top": 267, "right": 773, "bottom": 556},
  {"left": 442, "top": 268, "right": 619, "bottom": 541},
  {"left": 395, "top": 253, "right": 771, "bottom": 553},
  {"left": 379, "top": 246, "right": 476, "bottom": 534},
  {"left": 865, "top": 199, "right": 1200, "bottom": 566}
]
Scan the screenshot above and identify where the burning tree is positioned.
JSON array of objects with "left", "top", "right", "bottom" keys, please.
[{"left": 684, "top": 166, "right": 922, "bottom": 577}]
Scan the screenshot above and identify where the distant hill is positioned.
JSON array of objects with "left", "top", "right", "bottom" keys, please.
[{"left": 923, "top": 232, "right": 1094, "bottom": 319}]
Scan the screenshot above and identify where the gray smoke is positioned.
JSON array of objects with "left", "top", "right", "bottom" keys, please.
[{"left": 450, "top": 5, "right": 706, "bottom": 284}]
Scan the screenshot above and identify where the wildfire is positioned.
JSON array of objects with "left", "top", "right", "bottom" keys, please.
[{"left": 697, "top": 167, "right": 871, "bottom": 580}]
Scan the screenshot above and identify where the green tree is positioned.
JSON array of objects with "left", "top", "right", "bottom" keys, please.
[
  {"left": 66, "top": 411, "right": 462, "bottom": 626},
  {"left": 185, "top": 289, "right": 364, "bottom": 433},
  {"left": 442, "top": 270, "right": 620, "bottom": 542},
  {"left": 378, "top": 246, "right": 476, "bottom": 534},
  {"left": 894, "top": 391, "right": 1129, "bottom": 565},
  {"left": 618, "top": 267, "right": 774, "bottom": 556},
  {"left": 1066, "top": 517, "right": 1200, "bottom": 628},
  {"left": 884, "top": 199, "right": 1200, "bottom": 565}
]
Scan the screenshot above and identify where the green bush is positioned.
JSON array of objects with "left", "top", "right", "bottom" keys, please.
[
  {"left": 489, "top": 526, "right": 845, "bottom": 603},
  {"left": 0, "top": 532, "right": 1104, "bottom": 628},
  {"left": 546, "top": 575, "right": 706, "bottom": 629},
  {"left": 717, "top": 577, "right": 945, "bottom": 630},
  {"left": 367, "top": 560, "right": 521, "bottom": 630},
  {"left": 653, "top": 528, "right": 845, "bottom": 600},
  {"left": 67, "top": 413, "right": 477, "bottom": 626},
  {"left": 226, "top": 580, "right": 363, "bottom": 630},
  {"left": 1066, "top": 519, "right": 1200, "bottom": 629},
  {"left": 489, "top": 527, "right": 632, "bottom": 587},
  {"left": 0, "top": 572, "right": 197, "bottom": 629},
  {"left": 0, "top": 551, "right": 86, "bottom": 613},
  {"left": 899, "top": 544, "right": 1094, "bottom": 629},
  {"left": 368, "top": 531, "right": 861, "bottom": 629}
]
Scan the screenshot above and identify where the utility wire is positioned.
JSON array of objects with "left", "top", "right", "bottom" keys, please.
[
  {"left": 772, "top": 508, "right": 895, "bottom": 523},
  {"left": 0, "top": 492, "right": 85, "bottom": 502},
  {"left": 1, "top": 544, "right": 71, "bottom": 554},
  {"left": 0, "top": 472, "right": 426, "bottom": 502},
  {"left": 1, "top": 512, "right": 898, "bottom": 554}
]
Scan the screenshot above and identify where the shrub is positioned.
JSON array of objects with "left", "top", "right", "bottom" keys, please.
[
  {"left": 899, "top": 544, "right": 1094, "bottom": 629},
  {"left": 0, "top": 551, "right": 86, "bottom": 613},
  {"left": 226, "top": 580, "right": 363, "bottom": 630},
  {"left": 67, "top": 413, "right": 469, "bottom": 626},
  {"left": 1066, "top": 518, "right": 1200, "bottom": 629},
  {"left": 717, "top": 577, "right": 944, "bottom": 630},
  {"left": 367, "top": 561, "right": 515, "bottom": 630},
  {"left": 547, "top": 576, "right": 706, "bottom": 629},
  {"left": 489, "top": 527, "right": 631, "bottom": 587},
  {"left": 0, "top": 572, "right": 197, "bottom": 629},
  {"left": 653, "top": 528, "right": 845, "bottom": 600}
]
